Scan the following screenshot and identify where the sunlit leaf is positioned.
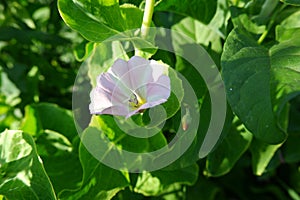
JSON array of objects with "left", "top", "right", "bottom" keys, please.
[
  {"left": 0, "top": 130, "right": 56, "bottom": 200},
  {"left": 250, "top": 139, "right": 282, "bottom": 175}
]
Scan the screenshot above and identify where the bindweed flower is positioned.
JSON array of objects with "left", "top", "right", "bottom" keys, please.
[{"left": 89, "top": 56, "right": 171, "bottom": 118}]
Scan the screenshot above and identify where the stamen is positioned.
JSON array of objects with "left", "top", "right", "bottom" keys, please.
[
  {"left": 129, "top": 93, "right": 139, "bottom": 108},
  {"left": 128, "top": 93, "right": 146, "bottom": 108}
]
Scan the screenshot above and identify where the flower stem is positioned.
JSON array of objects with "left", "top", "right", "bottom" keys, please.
[
  {"left": 135, "top": 0, "right": 155, "bottom": 56},
  {"left": 141, "top": 0, "right": 155, "bottom": 38}
]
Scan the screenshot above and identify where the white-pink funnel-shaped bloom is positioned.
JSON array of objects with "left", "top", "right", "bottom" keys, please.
[{"left": 89, "top": 56, "right": 171, "bottom": 118}]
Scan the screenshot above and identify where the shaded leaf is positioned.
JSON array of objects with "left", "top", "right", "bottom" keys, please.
[
  {"left": 171, "top": 20, "right": 227, "bottom": 160},
  {"left": 230, "top": 7, "right": 266, "bottom": 34},
  {"left": 21, "top": 103, "right": 77, "bottom": 140},
  {"left": 155, "top": 0, "right": 218, "bottom": 24},
  {"left": 20, "top": 103, "right": 81, "bottom": 194},
  {"left": 281, "top": 133, "right": 300, "bottom": 163},
  {"left": 134, "top": 164, "right": 198, "bottom": 196},
  {"left": 172, "top": 17, "right": 223, "bottom": 54},
  {"left": 186, "top": 172, "right": 221, "bottom": 200},
  {"left": 221, "top": 27, "right": 300, "bottom": 143},
  {"left": 281, "top": 0, "right": 300, "bottom": 6},
  {"left": 59, "top": 127, "right": 130, "bottom": 200},
  {"left": 205, "top": 118, "right": 252, "bottom": 177}
]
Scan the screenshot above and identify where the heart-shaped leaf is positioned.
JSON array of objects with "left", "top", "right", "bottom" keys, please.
[{"left": 221, "top": 27, "right": 300, "bottom": 144}]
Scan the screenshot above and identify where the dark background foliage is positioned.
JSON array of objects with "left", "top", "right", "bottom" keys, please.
[{"left": 0, "top": 0, "right": 300, "bottom": 199}]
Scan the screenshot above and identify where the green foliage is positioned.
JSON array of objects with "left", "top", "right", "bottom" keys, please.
[
  {"left": 155, "top": 0, "right": 218, "bottom": 24},
  {"left": 58, "top": 0, "right": 122, "bottom": 42},
  {"left": 59, "top": 138, "right": 130, "bottom": 200},
  {"left": 221, "top": 26, "right": 300, "bottom": 144},
  {"left": 0, "top": 0, "right": 300, "bottom": 199},
  {"left": 281, "top": 0, "right": 300, "bottom": 6},
  {"left": 0, "top": 130, "right": 56, "bottom": 200},
  {"left": 20, "top": 103, "right": 82, "bottom": 194},
  {"left": 205, "top": 118, "right": 253, "bottom": 176}
]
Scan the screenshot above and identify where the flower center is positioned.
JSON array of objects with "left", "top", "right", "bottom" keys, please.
[{"left": 129, "top": 93, "right": 146, "bottom": 108}]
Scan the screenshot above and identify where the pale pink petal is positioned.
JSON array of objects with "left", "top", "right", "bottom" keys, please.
[
  {"left": 90, "top": 72, "right": 133, "bottom": 115},
  {"left": 89, "top": 87, "right": 112, "bottom": 114},
  {"left": 149, "top": 60, "right": 168, "bottom": 81},
  {"left": 109, "top": 59, "right": 128, "bottom": 77},
  {"left": 90, "top": 85, "right": 131, "bottom": 116},
  {"left": 126, "top": 56, "right": 152, "bottom": 90},
  {"left": 109, "top": 59, "right": 131, "bottom": 87},
  {"left": 97, "top": 73, "right": 117, "bottom": 93},
  {"left": 89, "top": 56, "right": 171, "bottom": 118},
  {"left": 96, "top": 73, "right": 131, "bottom": 104},
  {"left": 127, "top": 56, "right": 150, "bottom": 70},
  {"left": 109, "top": 57, "right": 151, "bottom": 90},
  {"left": 146, "top": 75, "right": 171, "bottom": 103}
]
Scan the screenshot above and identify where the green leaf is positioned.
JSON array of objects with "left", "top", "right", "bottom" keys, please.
[
  {"left": 37, "top": 131, "right": 82, "bottom": 194},
  {"left": 205, "top": 118, "right": 253, "bottom": 177},
  {"left": 250, "top": 139, "right": 282, "bottom": 175},
  {"left": 281, "top": 133, "right": 300, "bottom": 163},
  {"left": 58, "top": 0, "right": 146, "bottom": 43},
  {"left": 252, "top": 0, "right": 280, "bottom": 25},
  {"left": 172, "top": 0, "right": 230, "bottom": 55},
  {"left": 87, "top": 42, "right": 128, "bottom": 87},
  {"left": 21, "top": 105, "right": 43, "bottom": 137},
  {"left": 0, "top": 67, "right": 21, "bottom": 106},
  {"left": 0, "top": 130, "right": 56, "bottom": 200},
  {"left": 164, "top": 67, "right": 184, "bottom": 119},
  {"left": 276, "top": 10, "right": 300, "bottom": 42},
  {"left": 58, "top": 0, "right": 123, "bottom": 42},
  {"left": 171, "top": 18, "right": 227, "bottom": 160},
  {"left": 230, "top": 7, "right": 266, "bottom": 34},
  {"left": 172, "top": 17, "right": 223, "bottom": 54},
  {"left": 155, "top": 0, "right": 218, "bottom": 24},
  {"left": 59, "top": 127, "right": 130, "bottom": 200},
  {"left": 21, "top": 103, "right": 77, "bottom": 140},
  {"left": 0, "top": 98, "right": 21, "bottom": 132},
  {"left": 20, "top": 103, "right": 81, "bottom": 194},
  {"left": 134, "top": 164, "right": 198, "bottom": 196},
  {"left": 281, "top": 0, "right": 300, "bottom": 6},
  {"left": 221, "top": 28, "right": 300, "bottom": 144},
  {"left": 120, "top": 3, "right": 143, "bottom": 30},
  {"left": 90, "top": 115, "right": 167, "bottom": 153},
  {"left": 186, "top": 174, "right": 221, "bottom": 200},
  {"left": 288, "top": 96, "right": 300, "bottom": 133},
  {"left": 74, "top": 41, "right": 95, "bottom": 62}
]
